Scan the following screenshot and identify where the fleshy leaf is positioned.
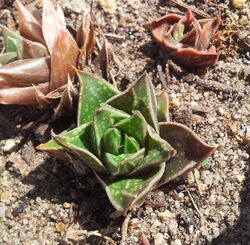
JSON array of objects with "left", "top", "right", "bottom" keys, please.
[
  {"left": 124, "top": 134, "right": 140, "bottom": 154},
  {"left": 16, "top": 0, "right": 45, "bottom": 44},
  {"left": 156, "top": 91, "right": 169, "bottom": 122},
  {"left": 0, "top": 52, "right": 17, "bottom": 65},
  {"left": 1, "top": 25, "right": 22, "bottom": 53},
  {"left": 130, "top": 125, "right": 176, "bottom": 175},
  {"left": 195, "top": 16, "right": 221, "bottom": 51},
  {"left": 19, "top": 39, "right": 48, "bottom": 59},
  {"left": 0, "top": 82, "right": 49, "bottom": 105},
  {"left": 49, "top": 29, "right": 79, "bottom": 90},
  {"left": 36, "top": 132, "right": 66, "bottom": 159},
  {"left": 103, "top": 148, "right": 145, "bottom": 176},
  {"left": 0, "top": 57, "right": 50, "bottom": 87},
  {"left": 91, "top": 103, "right": 129, "bottom": 157},
  {"left": 171, "top": 48, "right": 219, "bottom": 68},
  {"left": 77, "top": 71, "right": 118, "bottom": 126},
  {"left": 102, "top": 128, "right": 122, "bottom": 155},
  {"left": 158, "top": 122, "right": 215, "bottom": 186},
  {"left": 95, "top": 163, "right": 165, "bottom": 214},
  {"left": 41, "top": 123, "right": 108, "bottom": 174},
  {"left": 114, "top": 111, "right": 147, "bottom": 146},
  {"left": 173, "top": 23, "right": 184, "bottom": 41},
  {"left": 107, "top": 72, "right": 159, "bottom": 132}
]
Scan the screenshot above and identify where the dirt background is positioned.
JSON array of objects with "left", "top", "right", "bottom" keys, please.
[{"left": 0, "top": 0, "right": 249, "bottom": 244}]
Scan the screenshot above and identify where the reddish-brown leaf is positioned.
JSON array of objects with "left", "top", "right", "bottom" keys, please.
[
  {"left": 0, "top": 82, "right": 49, "bottom": 105},
  {"left": 195, "top": 16, "right": 221, "bottom": 51},
  {"left": 18, "top": 38, "right": 48, "bottom": 59},
  {"left": 171, "top": 48, "right": 219, "bottom": 68},
  {"left": 0, "top": 56, "right": 50, "bottom": 87},
  {"left": 16, "top": 0, "right": 45, "bottom": 44},
  {"left": 151, "top": 14, "right": 182, "bottom": 46},
  {"left": 50, "top": 29, "right": 79, "bottom": 90},
  {"left": 42, "top": 0, "right": 66, "bottom": 52}
]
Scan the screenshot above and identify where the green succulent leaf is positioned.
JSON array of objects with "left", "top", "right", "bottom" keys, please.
[
  {"left": 52, "top": 123, "right": 108, "bottom": 174},
  {"left": 77, "top": 71, "right": 118, "bottom": 126},
  {"left": 91, "top": 103, "right": 129, "bottom": 157},
  {"left": 0, "top": 52, "right": 17, "bottom": 65},
  {"left": 102, "top": 128, "right": 122, "bottom": 155},
  {"left": 103, "top": 148, "right": 145, "bottom": 176},
  {"left": 1, "top": 25, "right": 22, "bottom": 54},
  {"left": 130, "top": 125, "right": 176, "bottom": 175},
  {"left": 107, "top": 72, "right": 159, "bottom": 133},
  {"left": 158, "top": 122, "right": 215, "bottom": 187},
  {"left": 173, "top": 23, "right": 185, "bottom": 41},
  {"left": 95, "top": 163, "right": 165, "bottom": 214},
  {"left": 156, "top": 91, "right": 169, "bottom": 122},
  {"left": 124, "top": 134, "right": 140, "bottom": 154},
  {"left": 114, "top": 111, "right": 147, "bottom": 146},
  {"left": 36, "top": 133, "right": 66, "bottom": 160}
]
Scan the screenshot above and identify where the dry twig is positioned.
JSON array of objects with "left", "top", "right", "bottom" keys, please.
[
  {"left": 185, "top": 186, "right": 211, "bottom": 227},
  {"left": 167, "top": 60, "right": 236, "bottom": 93},
  {"left": 171, "top": 0, "right": 211, "bottom": 18},
  {"left": 121, "top": 213, "right": 131, "bottom": 245},
  {"left": 193, "top": 170, "right": 202, "bottom": 195}
]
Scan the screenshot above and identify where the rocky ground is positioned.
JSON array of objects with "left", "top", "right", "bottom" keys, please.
[{"left": 0, "top": 0, "right": 249, "bottom": 244}]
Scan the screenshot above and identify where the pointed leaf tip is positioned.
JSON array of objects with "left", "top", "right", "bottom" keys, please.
[
  {"left": 158, "top": 122, "right": 215, "bottom": 186},
  {"left": 16, "top": 0, "right": 45, "bottom": 44}
]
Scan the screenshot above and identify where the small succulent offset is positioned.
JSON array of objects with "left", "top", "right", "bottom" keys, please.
[
  {"left": 151, "top": 10, "right": 221, "bottom": 68},
  {"left": 38, "top": 71, "right": 215, "bottom": 216},
  {"left": 0, "top": 0, "right": 94, "bottom": 106}
]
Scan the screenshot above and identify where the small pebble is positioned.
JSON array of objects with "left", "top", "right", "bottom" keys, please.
[
  {"left": 0, "top": 202, "right": 6, "bottom": 218},
  {"left": 154, "top": 233, "right": 165, "bottom": 245},
  {"left": 236, "top": 174, "right": 245, "bottom": 183},
  {"left": 3, "top": 139, "right": 17, "bottom": 153},
  {"left": 232, "top": 0, "right": 246, "bottom": 9},
  {"left": 63, "top": 202, "right": 71, "bottom": 209},
  {"left": 55, "top": 222, "right": 66, "bottom": 232}
]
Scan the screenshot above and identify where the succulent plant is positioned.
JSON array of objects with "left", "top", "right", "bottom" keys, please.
[
  {"left": 38, "top": 71, "right": 215, "bottom": 216},
  {"left": 0, "top": 0, "right": 94, "bottom": 106},
  {"left": 151, "top": 10, "right": 221, "bottom": 68}
]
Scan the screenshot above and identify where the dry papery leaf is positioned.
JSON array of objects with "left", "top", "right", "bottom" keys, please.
[
  {"left": 99, "top": 0, "right": 117, "bottom": 14},
  {"left": 97, "top": 37, "right": 122, "bottom": 85}
]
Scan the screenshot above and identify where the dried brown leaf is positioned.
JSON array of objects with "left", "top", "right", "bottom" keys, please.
[
  {"left": 50, "top": 29, "right": 79, "bottom": 90},
  {"left": 54, "top": 77, "right": 76, "bottom": 118},
  {"left": 16, "top": 0, "right": 45, "bottom": 44},
  {"left": 34, "top": 84, "right": 50, "bottom": 108},
  {"left": 76, "top": 12, "right": 95, "bottom": 65},
  {"left": 98, "top": 38, "right": 109, "bottom": 79},
  {"left": 42, "top": 0, "right": 66, "bottom": 52}
]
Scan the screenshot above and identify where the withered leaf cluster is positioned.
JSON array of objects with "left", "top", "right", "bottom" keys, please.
[{"left": 0, "top": 0, "right": 95, "bottom": 108}]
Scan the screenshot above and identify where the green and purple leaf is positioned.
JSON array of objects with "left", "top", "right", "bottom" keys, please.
[
  {"left": 95, "top": 163, "right": 165, "bottom": 214},
  {"left": 158, "top": 122, "right": 215, "bottom": 186}
]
